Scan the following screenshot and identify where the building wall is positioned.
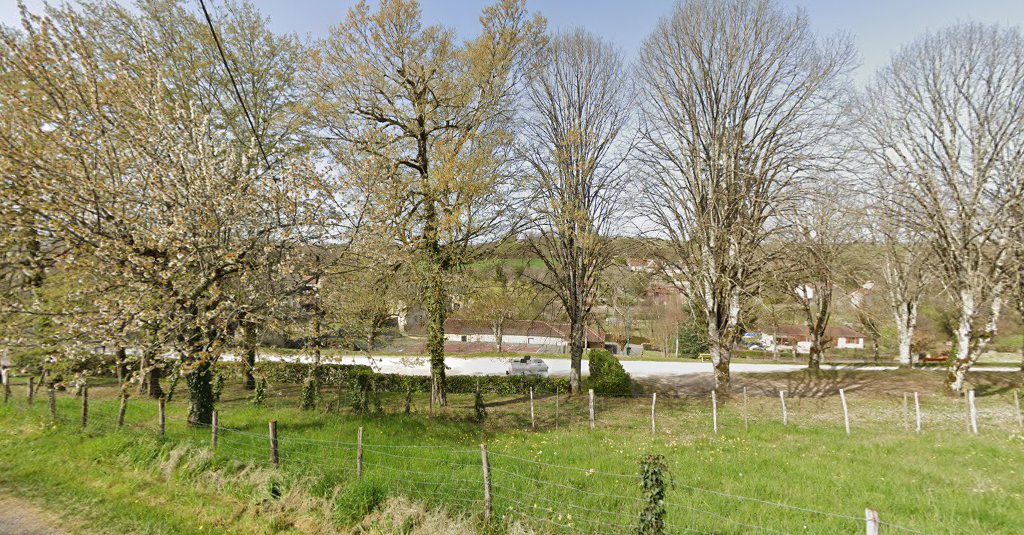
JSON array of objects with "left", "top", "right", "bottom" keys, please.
[
  {"left": 836, "top": 337, "right": 864, "bottom": 349},
  {"left": 444, "top": 333, "right": 567, "bottom": 347}
]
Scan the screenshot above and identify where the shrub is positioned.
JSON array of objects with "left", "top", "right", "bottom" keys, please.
[
  {"left": 587, "top": 349, "right": 632, "bottom": 395},
  {"left": 218, "top": 361, "right": 569, "bottom": 396}
]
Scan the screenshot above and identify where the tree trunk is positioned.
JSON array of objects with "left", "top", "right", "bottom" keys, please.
[
  {"left": 185, "top": 358, "right": 214, "bottom": 426},
  {"left": 241, "top": 324, "right": 257, "bottom": 390},
  {"left": 948, "top": 291, "right": 976, "bottom": 392},
  {"left": 301, "top": 310, "right": 323, "bottom": 411},
  {"left": 138, "top": 349, "right": 163, "bottom": 399},
  {"left": 425, "top": 266, "right": 448, "bottom": 407},
  {"left": 568, "top": 318, "right": 585, "bottom": 394},
  {"left": 495, "top": 321, "right": 503, "bottom": 353},
  {"left": 114, "top": 346, "right": 127, "bottom": 386},
  {"left": 710, "top": 343, "right": 731, "bottom": 394}
]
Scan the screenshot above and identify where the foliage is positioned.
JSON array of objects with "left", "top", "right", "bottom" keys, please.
[
  {"left": 639, "top": 454, "right": 671, "bottom": 535},
  {"left": 587, "top": 349, "right": 633, "bottom": 395},
  {"left": 473, "top": 380, "right": 487, "bottom": 422}
]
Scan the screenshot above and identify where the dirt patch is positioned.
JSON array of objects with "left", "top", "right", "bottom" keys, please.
[{"left": 0, "top": 494, "right": 69, "bottom": 535}]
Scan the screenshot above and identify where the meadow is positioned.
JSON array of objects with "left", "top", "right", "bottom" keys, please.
[{"left": 1, "top": 370, "right": 1022, "bottom": 534}]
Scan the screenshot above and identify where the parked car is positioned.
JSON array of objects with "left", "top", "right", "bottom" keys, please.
[{"left": 506, "top": 357, "right": 549, "bottom": 377}]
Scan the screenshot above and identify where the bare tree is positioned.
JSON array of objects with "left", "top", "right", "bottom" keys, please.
[
  {"left": 636, "top": 0, "right": 854, "bottom": 392},
  {"left": 307, "top": 0, "right": 544, "bottom": 406},
  {"left": 780, "top": 196, "right": 859, "bottom": 369},
  {"left": 860, "top": 23, "right": 1024, "bottom": 391},
  {"left": 520, "top": 29, "right": 633, "bottom": 393}
]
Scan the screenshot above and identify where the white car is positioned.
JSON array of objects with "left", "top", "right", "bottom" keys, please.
[{"left": 506, "top": 357, "right": 549, "bottom": 377}]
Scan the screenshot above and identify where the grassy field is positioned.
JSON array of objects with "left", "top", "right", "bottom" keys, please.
[{"left": 1, "top": 370, "right": 1023, "bottom": 534}]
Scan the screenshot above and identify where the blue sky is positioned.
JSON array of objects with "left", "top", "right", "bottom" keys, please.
[{"left": 4, "top": 0, "right": 1024, "bottom": 83}]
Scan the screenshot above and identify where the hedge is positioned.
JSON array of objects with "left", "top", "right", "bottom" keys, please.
[{"left": 216, "top": 360, "right": 570, "bottom": 396}]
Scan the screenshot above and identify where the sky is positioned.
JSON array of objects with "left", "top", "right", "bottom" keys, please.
[{"left": 3, "top": 0, "right": 1024, "bottom": 84}]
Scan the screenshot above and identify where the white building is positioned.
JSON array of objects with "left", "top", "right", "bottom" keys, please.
[{"left": 443, "top": 319, "right": 604, "bottom": 351}]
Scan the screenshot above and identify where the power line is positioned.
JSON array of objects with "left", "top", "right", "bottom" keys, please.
[{"left": 197, "top": 0, "right": 273, "bottom": 173}]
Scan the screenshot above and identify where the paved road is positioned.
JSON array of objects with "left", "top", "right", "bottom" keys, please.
[{"left": 228, "top": 353, "right": 1022, "bottom": 377}]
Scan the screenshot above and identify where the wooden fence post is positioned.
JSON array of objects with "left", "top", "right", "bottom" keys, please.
[
  {"left": 269, "top": 420, "right": 279, "bottom": 468},
  {"left": 158, "top": 397, "right": 166, "bottom": 437},
  {"left": 80, "top": 386, "right": 88, "bottom": 430},
  {"left": 651, "top": 392, "right": 657, "bottom": 434},
  {"left": 711, "top": 390, "right": 718, "bottom": 434},
  {"left": 555, "top": 385, "right": 559, "bottom": 430},
  {"left": 865, "top": 508, "right": 880, "bottom": 535},
  {"left": 902, "top": 393, "right": 909, "bottom": 431},
  {"left": 963, "top": 392, "right": 970, "bottom": 433},
  {"left": 480, "top": 443, "right": 493, "bottom": 523},
  {"left": 968, "top": 390, "right": 978, "bottom": 435},
  {"left": 779, "top": 390, "right": 787, "bottom": 427},
  {"left": 1015, "top": 389, "right": 1023, "bottom": 431},
  {"left": 356, "top": 426, "right": 364, "bottom": 478},
  {"left": 529, "top": 387, "right": 535, "bottom": 430},
  {"left": 743, "top": 387, "right": 749, "bottom": 431},
  {"left": 914, "top": 392, "right": 921, "bottom": 434},
  {"left": 48, "top": 385, "right": 57, "bottom": 421},
  {"left": 588, "top": 389, "right": 595, "bottom": 430},
  {"left": 117, "top": 394, "right": 128, "bottom": 428},
  {"left": 27, "top": 377, "right": 34, "bottom": 406},
  {"left": 211, "top": 410, "right": 219, "bottom": 449},
  {"left": 839, "top": 388, "right": 850, "bottom": 435}
]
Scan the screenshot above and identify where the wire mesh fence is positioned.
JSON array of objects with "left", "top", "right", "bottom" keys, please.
[{"left": 1, "top": 373, "right": 1021, "bottom": 534}]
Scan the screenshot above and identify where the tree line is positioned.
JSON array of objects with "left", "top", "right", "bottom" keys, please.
[{"left": 1, "top": 0, "right": 1023, "bottom": 425}]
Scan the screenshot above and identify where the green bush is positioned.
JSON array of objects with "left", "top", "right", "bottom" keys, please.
[
  {"left": 217, "top": 360, "right": 569, "bottom": 396},
  {"left": 587, "top": 349, "right": 632, "bottom": 395}
]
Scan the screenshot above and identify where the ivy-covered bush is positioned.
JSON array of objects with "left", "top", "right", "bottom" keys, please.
[{"left": 587, "top": 349, "right": 633, "bottom": 395}]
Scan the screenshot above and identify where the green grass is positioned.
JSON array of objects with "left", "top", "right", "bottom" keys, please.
[{"left": 1, "top": 374, "right": 1023, "bottom": 534}]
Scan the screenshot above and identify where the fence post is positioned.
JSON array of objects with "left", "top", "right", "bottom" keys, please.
[
  {"left": 865, "top": 508, "right": 880, "bottom": 535},
  {"left": 968, "top": 390, "right": 978, "bottom": 435},
  {"left": 963, "top": 392, "right": 970, "bottom": 433},
  {"left": 48, "top": 385, "right": 57, "bottom": 421},
  {"left": 743, "top": 387, "right": 748, "bottom": 431},
  {"left": 2, "top": 370, "right": 9, "bottom": 404},
  {"left": 651, "top": 392, "right": 657, "bottom": 434},
  {"left": 357, "top": 426, "right": 364, "bottom": 478},
  {"left": 481, "top": 443, "right": 493, "bottom": 523},
  {"left": 269, "top": 420, "right": 279, "bottom": 468},
  {"left": 839, "top": 388, "right": 850, "bottom": 435},
  {"left": 711, "top": 390, "right": 718, "bottom": 434},
  {"left": 27, "top": 377, "right": 35, "bottom": 406},
  {"left": 589, "top": 389, "right": 595, "bottom": 430},
  {"left": 555, "top": 385, "right": 559, "bottom": 430},
  {"left": 639, "top": 454, "right": 668, "bottom": 535},
  {"left": 1015, "top": 389, "right": 1023, "bottom": 431},
  {"left": 80, "top": 386, "right": 88, "bottom": 430},
  {"left": 211, "top": 410, "right": 219, "bottom": 449},
  {"left": 117, "top": 393, "right": 128, "bottom": 428},
  {"left": 779, "top": 390, "right": 787, "bottom": 427},
  {"left": 158, "top": 397, "right": 166, "bottom": 437},
  {"left": 902, "top": 393, "right": 909, "bottom": 431},
  {"left": 914, "top": 392, "right": 921, "bottom": 434},
  {"left": 529, "top": 387, "right": 535, "bottom": 430}
]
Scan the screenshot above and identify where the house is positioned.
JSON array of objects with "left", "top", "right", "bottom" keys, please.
[
  {"left": 442, "top": 318, "right": 605, "bottom": 353},
  {"left": 758, "top": 324, "right": 866, "bottom": 353},
  {"left": 626, "top": 258, "right": 657, "bottom": 272}
]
